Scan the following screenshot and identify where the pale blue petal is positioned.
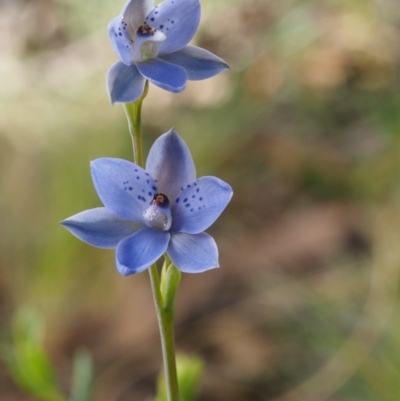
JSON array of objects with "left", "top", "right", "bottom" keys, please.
[
  {"left": 107, "top": 61, "right": 146, "bottom": 104},
  {"left": 108, "top": 16, "right": 134, "bottom": 66},
  {"left": 171, "top": 176, "right": 233, "bottom": 234},
  {"left": 116, "top": 227, "right": 170, "bottom": 275},
  {"left": 61, "top": 207, "right": 141, "bottom": 248},
  {"left": 136, "top": 58, "right": 187, "bottom": 92},
  {"left": 160, "top": 45, "right": 229, "bottom": 80},
  {"left": 168, "top": 232, "right": 219, "bottom": 273},
  {"left": 123, "top": 0, "right": 154, "bottom": 34},
  {"left": 145, "top": 0, "right": 200, "bottom": 55},
  {"left": 91, "top": 158, "right": 158, "bottom": 223},
  {"left": 146, "top": 129, "right": 196, "bottom": 203}
]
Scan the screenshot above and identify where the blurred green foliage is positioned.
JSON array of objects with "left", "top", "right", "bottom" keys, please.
[
  {"left": 1, "top": 309, "right": 93, "bottom": 401},
  {"left": 154, "top": 354, "right": 204, "bottom": 401}
]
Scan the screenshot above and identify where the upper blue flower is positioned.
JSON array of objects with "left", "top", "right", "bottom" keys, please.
[
  {"left": 61, "top": 129, "right": 233, "bottom": 275},
  {"left": 107, "top": 0, "right": 229, "bottom": 104}
]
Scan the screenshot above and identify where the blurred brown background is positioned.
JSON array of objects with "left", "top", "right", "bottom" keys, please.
[{"left": 1, "top": 0, "right": 400, "bottom": 400}]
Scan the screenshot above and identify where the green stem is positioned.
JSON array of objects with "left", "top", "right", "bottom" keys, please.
[
  {"left": 123, "top": 80, "right": 149, "bottom": 166},
  {"left": 122, "top": 82, "right": 180, "bottom": 401},
  {"left": 149, "top": 264, "right": 180, "bottom": 401}
]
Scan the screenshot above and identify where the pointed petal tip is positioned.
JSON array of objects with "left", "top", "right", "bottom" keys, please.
[
  {"left": 60, "top": 217, "right": 77, "bottom": 229},
  {"left": 167, "top": 127, "right": 178, "bottom": 137}
]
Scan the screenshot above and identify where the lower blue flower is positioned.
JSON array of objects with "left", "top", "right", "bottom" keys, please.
[{"left": 61, "top": 129, "right": 233, "bottom": 275}]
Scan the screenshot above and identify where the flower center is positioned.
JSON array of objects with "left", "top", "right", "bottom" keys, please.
[
  {"left": 134, "top": 24, "right": 166, "bottom": 62},
  {"left": 143, "top": 193, "right": 172, "bottom": 231},
  {"left": 138, "top": 24, "right": 157, "bottom": 36}
]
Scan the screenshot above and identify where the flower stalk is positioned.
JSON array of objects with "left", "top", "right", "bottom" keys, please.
[
  {"left": 123, "top": 80, "right": 149, "bottom": 166},
  {"left": 149, "top": 262, "right": 181, "bottom": 401},
  {"left": 123, "top": 83, "right": 180, "bottom": 401}
]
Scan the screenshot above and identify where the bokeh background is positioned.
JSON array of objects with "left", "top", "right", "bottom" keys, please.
[{"left": 2, "top": 0, "right": 400, "bottom": 400}]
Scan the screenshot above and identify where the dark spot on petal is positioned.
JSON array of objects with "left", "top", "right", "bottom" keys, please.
[
  {"left": 148, "top": 192, "right": 152, "bottom": 196},
  {"left": 171, "top": 20, "right": 174, "bottom": 23},
  {"left": 196, "top": 188, "right": 200, "bottom": 193},
  {"left": 146, "top": 179, "right": 150, "bottom": 184},
  {"left": 151, "top": 17, "right": 155, "bottom": 21},
  {"left": 185, "top": 203, "right": 190, "bottom": 208},
  {"left": 190, "top": 209, "right": 193, "bottom": 212},
  {"left": 119, "top": 32, "right": 122, "bottom": 36},
  {"left": 176, "top": 197, "right": 180, "bottom": 203},
  {"left": 199, "top": 197, "right": 203, "bottom": 201},
  {"left": 160, "top": 24, "right": 164, "bottom": 29},
  {"left": 152, "top": 186, "right": 157, "bottom": 190},
  {"left": 192, "top": 195, "right": 196, "bottom": 198},
  {"left": 137, "top": 176, "right": 140, "bottom": 179},
  {"left": 129, "top": 187, "right": 133, "bottom": 190},
  {"left": 183, "top": 198, "right": 188, "bottom": 202}
]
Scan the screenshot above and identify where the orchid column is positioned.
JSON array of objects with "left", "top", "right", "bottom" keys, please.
[{"left": 62, "top": 0, "right": 231, "bottom": 400}]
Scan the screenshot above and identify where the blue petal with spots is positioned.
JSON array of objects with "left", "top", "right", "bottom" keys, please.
[
  {"left": 91, "top": 158, "right": 157, "bottom": 224},
  {"left": 145, "top": 0, "right": 200, "bottom": 56},
  {"left": 171, "top": 176, "right": 233, "bottom": 234},
  {"left": 146, "top": 128, "right": 196, "bottom": 203},
  {"left": 108, "top": 16, "right": 135, "bottom": 66}
]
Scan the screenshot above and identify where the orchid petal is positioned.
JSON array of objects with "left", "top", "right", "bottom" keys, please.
[
  {"left": 107, "top": 61, "right": 146, "bottom": 104},
  {"left": 91, "top": 158, "right": 157, "bottom": 223},
  {"left": 123, "top": 0, "right": 154, "bottom": 34},
  {"left": 171, "top": 176, "right": 233, "bottom": 234},
  {"left": 145, "top": 0, "right": 201, "bottom": 55},
  {"left": 61, "top": 208, "right": 140, "bottom": 248},
  {"left": 116, "top": 227, "right": 170, "bottom": 275},
  {"left": 108, "top": 16, "right": 134, "bottom": 66},
  {"left": 146, "top": 129, "right": 196, "bottom": 203},
  {"left": 168, "top": 232, "right": 219, "bottom": 273},
  {"left": 161, "top": 45, "right": 229, "bottom": 80},
  {"left": 136, "top": 58, "right": 187, "bottom": 92}
]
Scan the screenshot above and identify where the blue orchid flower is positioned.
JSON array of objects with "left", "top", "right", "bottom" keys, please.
[
  {"left": 61, "top": 129, "right": 233, "bottom": 275},
  {"left": 107, "top": 0, "right": 229, "bottom": 104}
]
